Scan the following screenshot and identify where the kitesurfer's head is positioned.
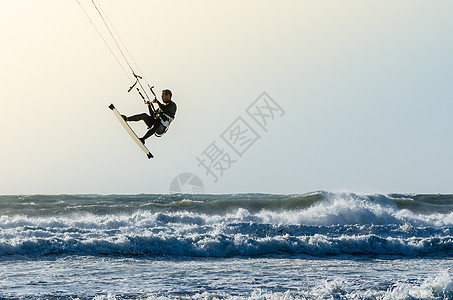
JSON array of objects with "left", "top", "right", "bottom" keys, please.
[{"left": 161, "top": 89, "right": 172, "bottom": 103}]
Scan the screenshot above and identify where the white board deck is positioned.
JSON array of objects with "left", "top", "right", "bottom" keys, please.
[{"left": 109, "top": 104, "right": 153, "bottom": 159}]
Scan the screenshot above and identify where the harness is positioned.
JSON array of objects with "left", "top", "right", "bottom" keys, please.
[{"left": 153, "top": 111, "right": 174, "bottom": 137}]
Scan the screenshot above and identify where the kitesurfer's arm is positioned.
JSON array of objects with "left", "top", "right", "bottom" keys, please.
[
  {"left": 153, "top": 99, "right": 165, "bottom": 110},
  {"left": 159, "top": 101, "right": 177, "bottom": 118},
  {"left": 150, "top": 99, "right": 176, "bottom": 118}
]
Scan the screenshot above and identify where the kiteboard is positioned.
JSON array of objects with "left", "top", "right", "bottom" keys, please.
[{"left": 109, "top": 104, "right": 154, "bottom": 159}]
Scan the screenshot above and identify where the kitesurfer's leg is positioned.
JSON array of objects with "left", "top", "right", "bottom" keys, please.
[
  {"left": 140, "top": 126, "right": 157, "bottom": 144},
  {"left": 127, "top": 113, "right": 156, "bottom": 128},
  {"left": 139, "top": 123, "right": 165, "bottom": 144}
]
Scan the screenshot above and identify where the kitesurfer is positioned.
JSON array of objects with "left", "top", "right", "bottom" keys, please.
[{"left": 122, "top": 89, "right": 177, "bottom": 144}]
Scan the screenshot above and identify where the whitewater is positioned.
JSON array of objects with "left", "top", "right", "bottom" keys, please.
[{"left": 0, "top": 192, "right": 452, "bottom": 299}]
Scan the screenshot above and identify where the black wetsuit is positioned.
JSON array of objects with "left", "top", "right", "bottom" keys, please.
[{"left": 128, "top": 100, "right": 177, "bottom": 140}]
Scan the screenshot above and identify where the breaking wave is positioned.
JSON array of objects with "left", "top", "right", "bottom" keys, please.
[{"left": 1, "top": 192, "right": 453, "bottom": 258}]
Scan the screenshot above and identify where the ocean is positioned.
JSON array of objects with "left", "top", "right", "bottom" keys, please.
[{"left": 0, "top": 192, "right": 452, "bottom": 299}]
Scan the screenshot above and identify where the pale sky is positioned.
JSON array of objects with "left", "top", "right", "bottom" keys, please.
[{"left": 1, "top": 1, "right": 452, "bottom": 195}]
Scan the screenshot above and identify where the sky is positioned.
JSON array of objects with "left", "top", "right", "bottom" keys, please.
[{"left": 1, "top": 0, "right": 452, "bottom": 195}]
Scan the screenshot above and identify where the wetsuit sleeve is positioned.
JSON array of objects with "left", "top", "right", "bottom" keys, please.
[{"left": 156, "top": 101, "right": 165, "bottom": 110}]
